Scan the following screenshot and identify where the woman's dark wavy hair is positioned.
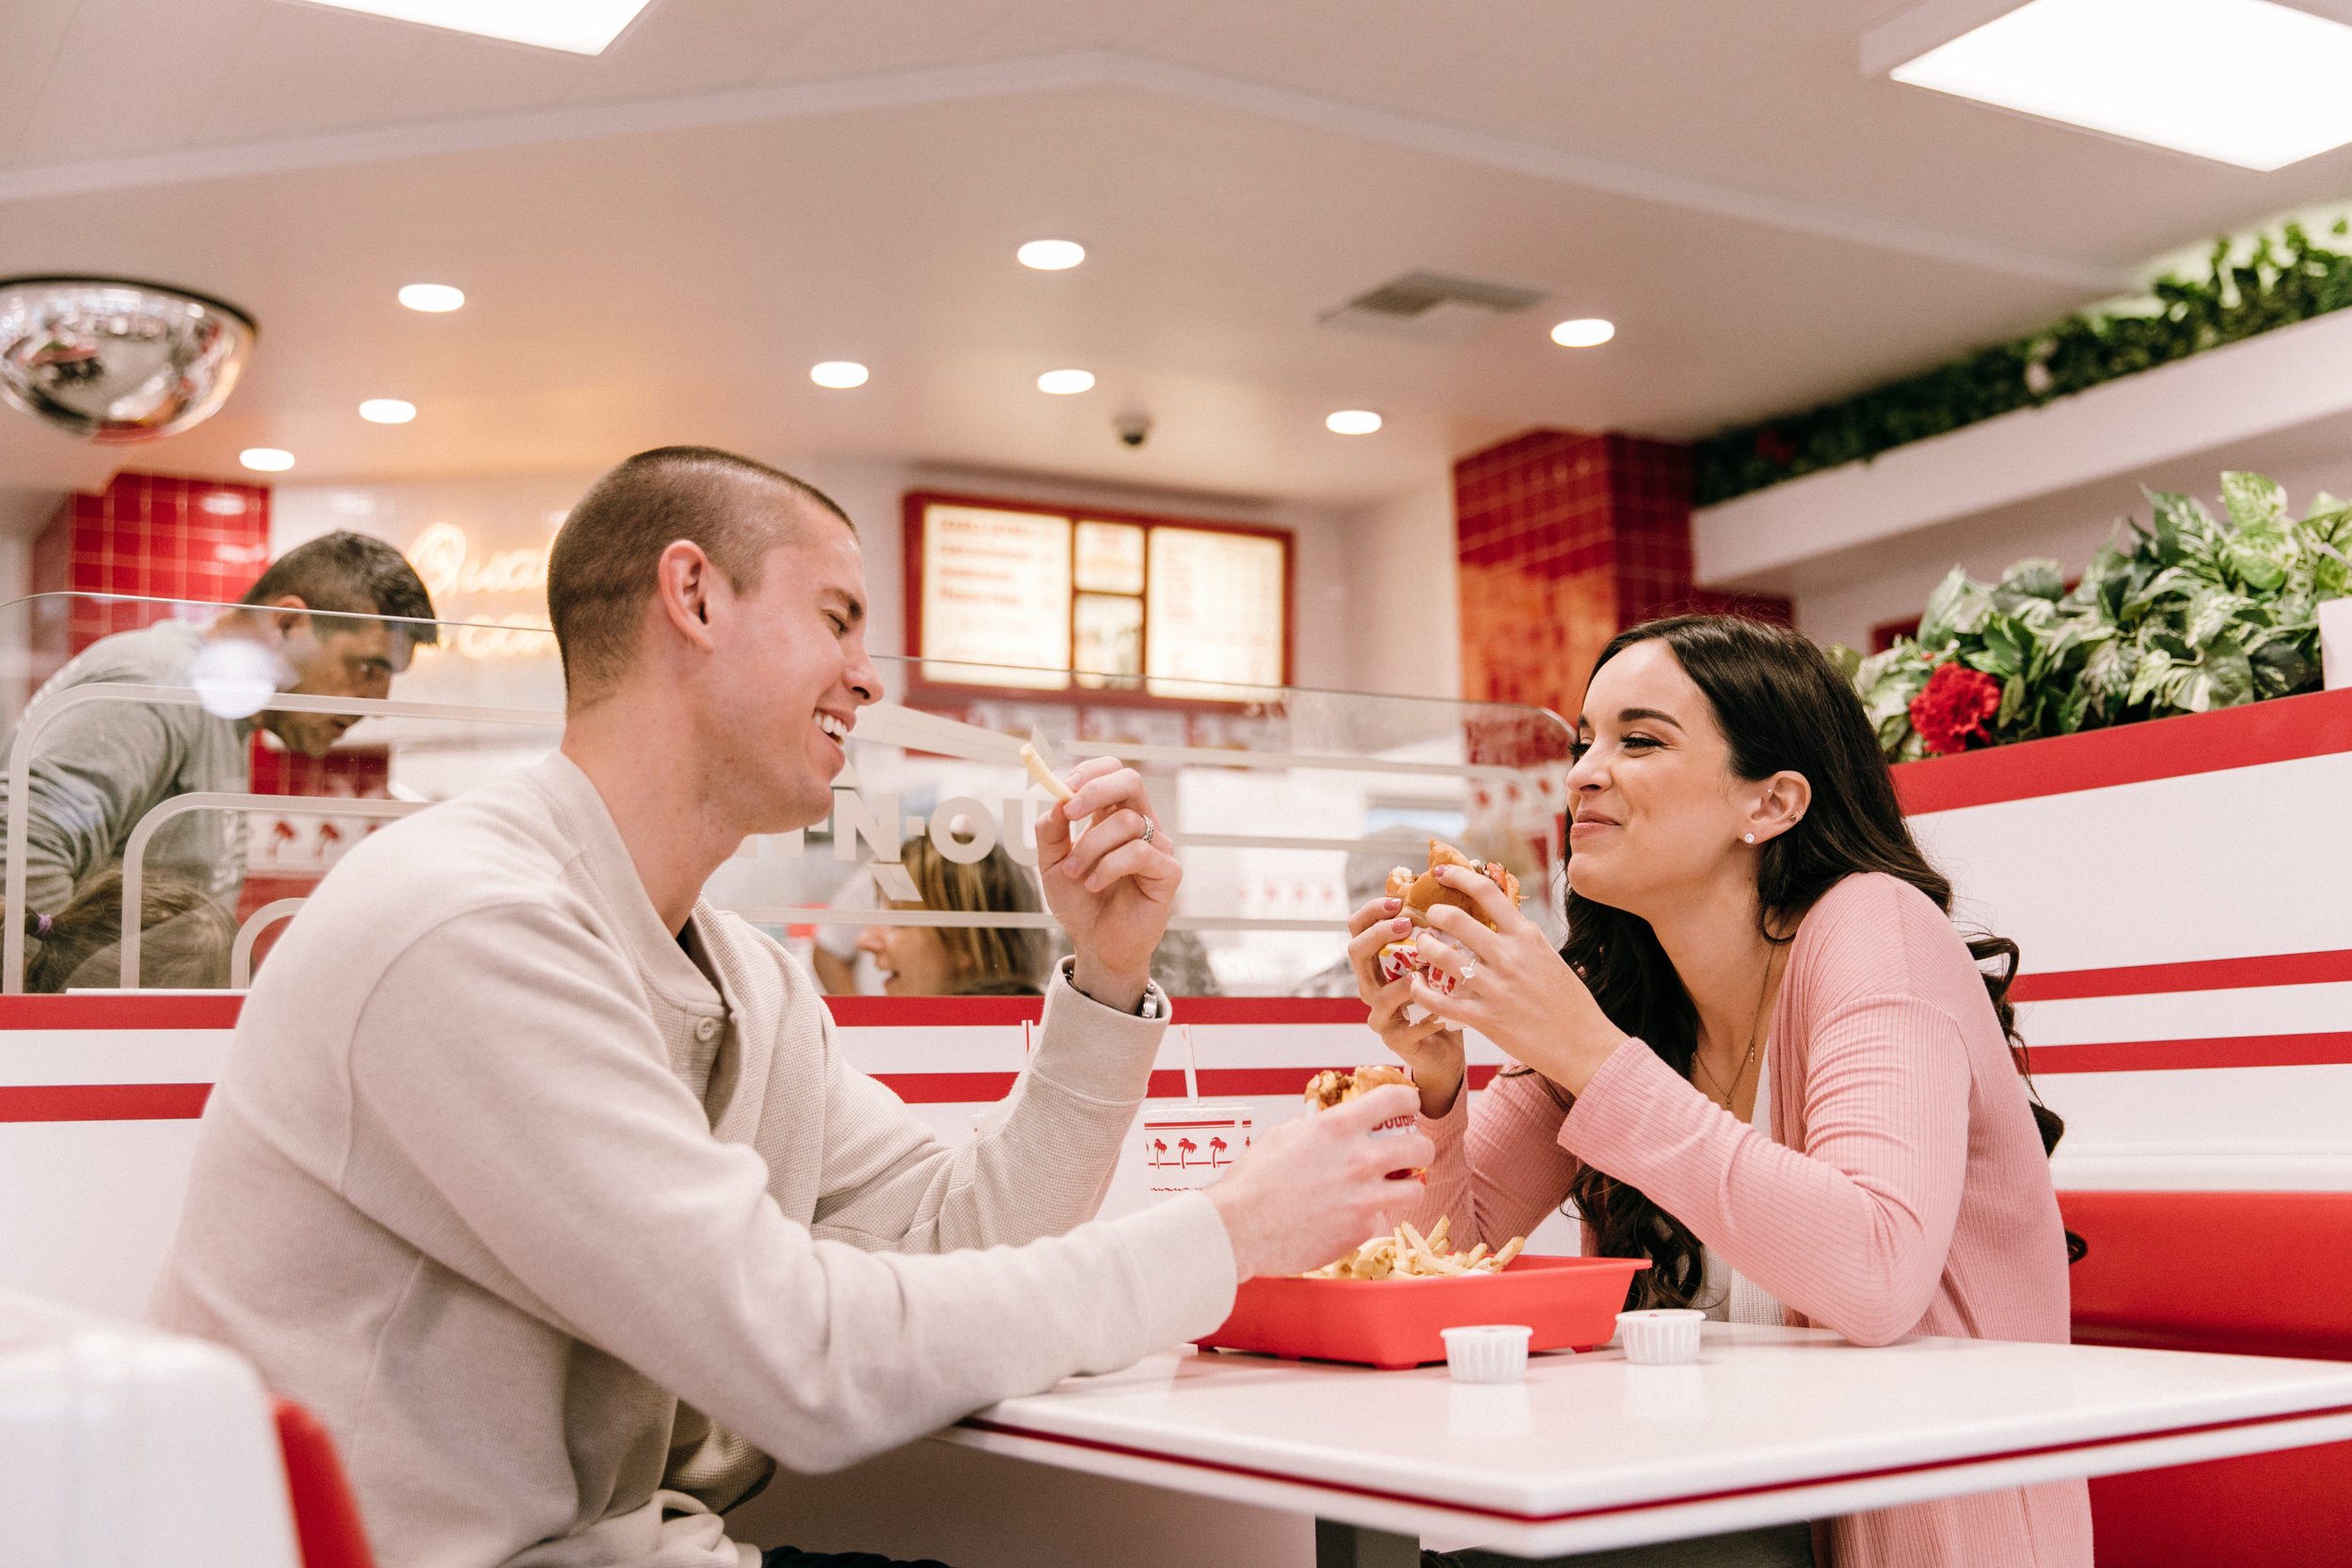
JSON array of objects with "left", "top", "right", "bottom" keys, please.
[{"left": 1535, "top": 615, "right": 2075, "bottom": 1308}]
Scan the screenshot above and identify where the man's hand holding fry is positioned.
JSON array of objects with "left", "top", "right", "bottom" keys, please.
[{"left": 1034, "top": 755, "right": 1180, "bottom": 1013}]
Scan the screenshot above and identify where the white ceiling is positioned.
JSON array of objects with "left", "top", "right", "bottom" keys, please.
[{"left": 4, "top": 0, "right": 2349, "bottom": 512}]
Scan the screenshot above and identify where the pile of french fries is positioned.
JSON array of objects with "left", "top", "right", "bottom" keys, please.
[{"left": 1300, "top": 1215, "right": 1527, "bottom": 1279}]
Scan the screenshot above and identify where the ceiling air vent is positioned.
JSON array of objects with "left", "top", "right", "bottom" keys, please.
[{"left": 1318, "top": 271, "right": 1547, "bottom": 345}]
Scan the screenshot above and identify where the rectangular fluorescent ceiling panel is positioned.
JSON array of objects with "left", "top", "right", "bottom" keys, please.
[
  {"left": 1883, "top": 0, "right": 2352, "bottom": 170},
  {"left": 292, "top": 0, "right": 655, "bottom": 55}
]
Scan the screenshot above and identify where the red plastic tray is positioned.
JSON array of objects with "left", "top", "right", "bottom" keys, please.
[{"left": 1197, "top": 1255, "right": 1652, "bottom": 1370}]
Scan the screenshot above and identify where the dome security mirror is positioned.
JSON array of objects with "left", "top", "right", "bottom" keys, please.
[{"left": 0, "top": 277, "right": 257, "bottom": 443}]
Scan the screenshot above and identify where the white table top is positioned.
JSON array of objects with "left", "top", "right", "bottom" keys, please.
[{"left": 939, "top": 1324, "right": 2352, "bottom": 1557}]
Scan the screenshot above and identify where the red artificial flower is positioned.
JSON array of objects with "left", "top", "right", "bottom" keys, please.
[{"left": 1909, "top": 661, "right": 2004, "bottom": 756}]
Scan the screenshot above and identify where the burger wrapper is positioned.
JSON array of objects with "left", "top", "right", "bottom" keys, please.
[{"left": 1378, "top": 938, "right": 1458, "bottom": 997}]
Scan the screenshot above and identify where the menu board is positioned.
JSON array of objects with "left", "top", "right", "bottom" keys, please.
[
  {"left": 918, "top": 505, "right": 1073, "bottom": 688},
  {"left": 1145, "top": 527, "right": 1287, "bottom": 689},
  {"left": 913, "top": 496, "right": 1288, "bottom": 694},
  {"left": 1074, "top": 520, "right": 1146, "bottom": 594}
]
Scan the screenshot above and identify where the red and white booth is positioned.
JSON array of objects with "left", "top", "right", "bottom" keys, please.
[
  {"left": 4, "top": 681, "right": 2349, "bottom": 1565},
  {"left": 1897, "top": 685, "right": 2352, "bottom": 1568}
]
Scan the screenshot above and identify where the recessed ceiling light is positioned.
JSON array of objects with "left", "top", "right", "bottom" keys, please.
[
  {"left": 240, "top": 448, "right": 295, "bottom": 472},
  {"left": 295, "top": 0, "right": 654, "bottom": 55},
  {"left": 1325, "top": 410, "right": 1383, "bottom": 436},
  {"left": 1550, "top": 318, "right": 1615, "bottom": 348},
  {"left": 1017, "top": 240, "right": 1087, "bottom": 271},
  {"left": 397, "top": 283, "right": 465, "bottom": 313},
  {"left": 1037, "top": 369, "right": 1096, "bottom": 395},
  {"left": 358, "top": 399, "right": 417, "bottom": 424},
  {"left": 1883, "top": 0, "right": 2352, "bottom": 171},
  {"left": 810, "top": 361, "right": 869, "bottom": 388}
]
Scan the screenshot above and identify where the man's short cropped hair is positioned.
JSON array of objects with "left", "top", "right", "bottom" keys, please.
[
  {"left": 547, "top": 446, "right": 853, "bottom": 703},
  {"left": 241, "top": 531, "right": 439, "bottom": 644}
]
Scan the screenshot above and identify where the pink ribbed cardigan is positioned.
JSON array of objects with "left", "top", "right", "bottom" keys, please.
[{"left": 1411, "top": 873, "right": 2092, "bottom": 1568}]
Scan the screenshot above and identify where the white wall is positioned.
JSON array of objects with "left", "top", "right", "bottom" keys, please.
[
  {"left": 1790, "top": 452, "right": 2352, "bottom": 653},
  {"left": 1339, "top": 476, "right": 1459, "bottom": 700},
  {"left": 275, "top": 456, "right": 1439, "bottom": 698}
]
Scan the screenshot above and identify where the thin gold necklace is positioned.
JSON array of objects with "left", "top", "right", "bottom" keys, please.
[{"left": 1694, "top": 946, "right": 1780, "bottom": 1110}]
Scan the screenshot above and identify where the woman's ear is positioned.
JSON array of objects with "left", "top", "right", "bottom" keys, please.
[{"left": 1745, "top": 770, "right": 1812, "bottom": 844}]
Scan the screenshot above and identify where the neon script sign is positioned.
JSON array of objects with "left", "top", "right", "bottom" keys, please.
[{"left": 406, "top": 521, "right": 551, "bottom": 599}]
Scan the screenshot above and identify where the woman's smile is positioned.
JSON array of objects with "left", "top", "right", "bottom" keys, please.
[{"left": 1568, "top": 810, "right": 1622, "bottom": 843}]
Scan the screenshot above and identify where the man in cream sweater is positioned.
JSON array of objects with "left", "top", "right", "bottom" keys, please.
[{"left": 150, "top": 447, "right": 1425, "bottom": 1568}]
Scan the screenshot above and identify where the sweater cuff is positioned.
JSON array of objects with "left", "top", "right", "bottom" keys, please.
[
  {"left": 1418, "top": 1075, "right": 1471, "bottom": 1148},
  {"left": 1108, "top": 1190, "right": 1238, "bottom": 1350},
  {"left": 1024, "top": 957, "right": 1172, "bottom": 1102}
]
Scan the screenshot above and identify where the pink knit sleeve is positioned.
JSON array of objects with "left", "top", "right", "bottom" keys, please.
[
  {"left": 1401, "top": 1067, "right": 1584, "bottom": 1252},
  {"left": 1561, "top": 992, "right": 1972, "bottom": 1346}
]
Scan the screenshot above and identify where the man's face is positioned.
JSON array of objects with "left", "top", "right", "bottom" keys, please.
[
  {"left": 705, "top": 509, "right": 882, "bottom": 832},
  {"left": 265, "top": 611, "right": 411, "bottom": 758}
]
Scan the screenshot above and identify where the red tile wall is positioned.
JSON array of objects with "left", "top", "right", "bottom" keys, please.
[
  {"left": 1453, "top": 430, "right": 1800, "bottom": 725},
  {"left": 248, "top": 741, "right": 390, "bottom": 799},
  {"left": 29, "top": 471, "right": 272, "bottom": 673},
  {"left": 1454, "top": 430, "right": 1696, "bottom": 722}
]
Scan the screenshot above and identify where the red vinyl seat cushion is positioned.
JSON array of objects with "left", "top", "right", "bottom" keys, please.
[
  {"left": 273, "top": 1399, "right": 377, "bottom": 1568},
  {"left": 2057, "top": 1190, "right": 2352, "bottom": 1568}
]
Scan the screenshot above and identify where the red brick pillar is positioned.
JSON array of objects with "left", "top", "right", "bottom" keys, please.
[{"left": 1452, "top": 430, "right": 1696, "bottom": 720}]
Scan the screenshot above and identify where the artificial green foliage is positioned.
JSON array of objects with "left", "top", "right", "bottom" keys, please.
[
  {"left": 1697, "top": 223, "right": 2352, "bottom": 506},
  {"left": 1847, "top": 471, "right": 2350, "bottom": 762}
]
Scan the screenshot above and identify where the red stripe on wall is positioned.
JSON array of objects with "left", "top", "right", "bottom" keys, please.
[
  {"left": 0, "top": 994, "right": 244, "bottom": 1030},
  {"left": 2027, "top": 1032, "right": 2352, "bottom": 1074},
  {"left": 876, "top": 1065, "right": 1504, "bottom": 1106},
  {"left": 1159, "top": 998, "right": 1372, "bottom": 1025},
  {"left": 821, "top": 995, "right": 1373, "bottom": 1027},
  {"left": 0, "top": 1083, "right": 213, "bottom": 1121},
  {"left": 1894, "top": 686, "right": 2352, "bottom": 816},
  {"left": 824, "top": 996, "right": 1041, "bottom": 1026},
  {"left": 2013, "top": 948, "right": 2352, "bottom": 1002},
  {"left": 871, "top": 1071, "right": 1018, "bottom": 1103},
  {"left": 0, "top": 993, "right": 1370, "bottom": 1034}
]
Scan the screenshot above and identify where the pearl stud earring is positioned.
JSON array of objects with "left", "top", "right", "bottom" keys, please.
[{"left": 1742, "top": 832, "right": 1756, "bottom": 844}]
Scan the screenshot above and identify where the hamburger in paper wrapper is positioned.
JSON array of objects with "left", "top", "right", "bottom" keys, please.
[
  {"left": 1375, "top": 839, "right": 1525, "bottom": 1001},
  {"left": 1304, "top": 1065, "right": 1423, "bottom": 1178}
]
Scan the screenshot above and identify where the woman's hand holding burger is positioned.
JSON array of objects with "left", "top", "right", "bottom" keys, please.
[
  {"left": 1346, "top": 895, "right": 1470, "bottom": 1118},
  {"left": 1366, "top": 866, "right": 1630, "bottom": 1101}
]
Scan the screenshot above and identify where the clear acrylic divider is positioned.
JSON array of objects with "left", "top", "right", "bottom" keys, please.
[{"left": 0, "top": 594, "right": 1571, "bottom": 997}]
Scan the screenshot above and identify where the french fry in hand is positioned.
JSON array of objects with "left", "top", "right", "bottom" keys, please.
[{"left": 1019, "top": 743, "right": 1076, "bottom": 803}]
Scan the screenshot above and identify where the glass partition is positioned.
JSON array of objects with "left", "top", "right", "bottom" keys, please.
[{"left": 0, "top": 593, "right": 1571, "bottom": 996}]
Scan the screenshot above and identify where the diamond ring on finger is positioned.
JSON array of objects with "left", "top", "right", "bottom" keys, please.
[{"left": 1139, "top": 815, "right": 1157, "bottom": 844}]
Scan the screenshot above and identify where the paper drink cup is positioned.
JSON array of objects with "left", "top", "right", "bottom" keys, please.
[{"left": 1139, "top": 1103, "right": 1254, "bottom": 1193}]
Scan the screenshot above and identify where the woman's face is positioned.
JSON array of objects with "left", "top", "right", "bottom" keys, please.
[
  {"left": 856, "top": 918, "right": 964, "bottom": 996},
  {"left": 1565, "top": 638, "right": 1761, "bottom": 918}
]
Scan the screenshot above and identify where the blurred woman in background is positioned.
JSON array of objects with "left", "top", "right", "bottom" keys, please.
[
  {"left": 857, "top": 834, "right": 1053, "bottom": 996},
  {"left": 25, "top": 865, "right": 236, "bottom": 991}
]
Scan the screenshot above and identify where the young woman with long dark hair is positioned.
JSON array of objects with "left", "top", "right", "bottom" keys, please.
[{"left": 1347, "top": 615, "right": 2088, "bottom": 1568}]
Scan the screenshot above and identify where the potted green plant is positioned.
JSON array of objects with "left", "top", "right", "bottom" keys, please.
[{"left": 1844, "top": 472, "right": 2350, "bottom": 760}]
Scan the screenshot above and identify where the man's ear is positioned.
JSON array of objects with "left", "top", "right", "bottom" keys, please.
[
  {"left": 264, "top": 594, "right": 309, "bottom": 640},
  {"left": 654, "top": 540, "right": 721, "bottom": 652}
]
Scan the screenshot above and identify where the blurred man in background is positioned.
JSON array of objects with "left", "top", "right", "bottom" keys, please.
[{"left": 0, "top": 531, "right": 436, "bottom": 976}]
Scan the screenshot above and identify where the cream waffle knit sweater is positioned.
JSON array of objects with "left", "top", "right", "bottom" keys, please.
[{"left": 150, "top": 753, "right": 1235, "bottom": 1568}]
